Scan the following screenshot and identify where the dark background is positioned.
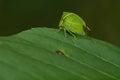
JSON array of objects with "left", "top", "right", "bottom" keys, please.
[{"left": 0, "top": 0, "right": 120, "bottom": 47}]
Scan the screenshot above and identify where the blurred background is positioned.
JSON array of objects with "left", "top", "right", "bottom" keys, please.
[{"left": 0, "top": 0, "right": 120, "bottom": 47}]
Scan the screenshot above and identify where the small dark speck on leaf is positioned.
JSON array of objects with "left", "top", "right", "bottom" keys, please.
[{"left": 56, "top": 50, "right": 64, "bottom": 55}]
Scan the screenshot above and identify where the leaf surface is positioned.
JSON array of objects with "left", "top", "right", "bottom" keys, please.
[{"left": 0, "top": 27, "right": 120, "bottom": 80}]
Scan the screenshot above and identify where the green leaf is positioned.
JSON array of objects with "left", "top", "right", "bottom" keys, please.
[{"left": 0, "top": 27, "right": 120, "bottom": 80}]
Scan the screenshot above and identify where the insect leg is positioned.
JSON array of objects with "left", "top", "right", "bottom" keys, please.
[
  {"left": 66, "top": 23, "right": 77, "bottom": 39},
  {"left": 67, "top": 30, "right": 77, "bottom": 39},
  {"left": 54, "top": 28, "right": 61, "bottom": 34},
  {"left": 64, "top": 28, "right": 67, "bottom": 38}
]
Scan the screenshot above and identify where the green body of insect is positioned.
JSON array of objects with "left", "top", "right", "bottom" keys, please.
[{"left": 59, "top": 12, "right": 90, "bottom": 38}]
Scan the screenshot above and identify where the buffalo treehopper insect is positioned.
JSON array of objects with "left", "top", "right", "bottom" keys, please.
[{"left": 59, "top": 12, "right": 90, "bottom": 39}]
